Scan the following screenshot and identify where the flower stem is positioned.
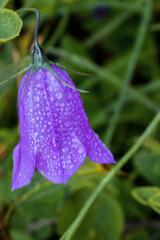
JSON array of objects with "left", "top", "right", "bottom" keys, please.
[
  {"left": 3, "top": 181, "right": 52, "bottom": 228},
  {"left": 16, "top": 7, "right": 40, "bottom": 46},
  {"left": 60, "top": 110, "right": 160, "bottom": 240},
  {"left": 104, "top": 0, "right": 153, "bottom": 146}
]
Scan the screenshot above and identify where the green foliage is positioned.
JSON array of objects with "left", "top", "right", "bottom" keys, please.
[
  {"left": 0, "top": 0, "right": 8, "bottom": 8},
  {"left": 132, "top": 186, "right": 160, "bottom": 214},
  {"left": 0, "top": 0, "right": 160, "bottom": 239},
  {"left": 58, "top": 188, "right": 124, "bottom": 240},
  {"left": 123, "top": 229, "right": 149, "bottom": 240},
  {"left": 133, "top": 152, "right": 160, "bottom": 185},
  {"left": 132, "top": 186, "right": 160, "bottom": 206},
  {"left": 0, "top": 8, "right": 22, "bottom": 43}
]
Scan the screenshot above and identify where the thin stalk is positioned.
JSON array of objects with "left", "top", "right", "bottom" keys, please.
[
  {"left": 138, "top": 80, "right": 160, "bottom": 93},
  {"left": 3, "top": 181, "right": 53, "bottom": 228},
  {"left": 60, "top": 110, "right": 160, "bottom": 240},
  {"left": 85, "top": 11, "right": 132, "bottom": 48},
  {"left": 46, "top": 13, "right": 69, "bottom": 46},
  {"left": 17, "top": 8, "right": 40, "bottom": 46},
  {"left": 59, "top": 1, "right": 142, "bottom": 15},
  {"left": 0, "top": 66, "right": 30, "bottom": 86},
  {"left": 47, "top": 47, "right": 159, "bottom": 113},
  {"left": 104, "top": 0, "right": 153, "bottom": 146}
]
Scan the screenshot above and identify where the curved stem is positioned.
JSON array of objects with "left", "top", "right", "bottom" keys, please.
[
  {"left": 0, "top": 66, "right": 30, "bottom": 86},
  {"left": 104, "top": 0, "right": 153, "bottom": 146},
  {"left": 60, "top": 110, "right": 160, "bottom": 240},
  {"left": 3, "top": 181, "right": 53, "bottom": 228},
  {"left": 16, "top": 7, "right": 40, "bottom": 45}
]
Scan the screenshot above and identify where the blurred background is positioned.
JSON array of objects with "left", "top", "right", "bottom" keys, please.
[{"left": 0, "top": 0, "right": 160, "bottom": 239}]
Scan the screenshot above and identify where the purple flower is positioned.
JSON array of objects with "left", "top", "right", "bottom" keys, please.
[{"left": 12, "top": 65, "right": 115, "bottom": 190}]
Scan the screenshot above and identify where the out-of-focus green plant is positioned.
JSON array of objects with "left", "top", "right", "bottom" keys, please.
[{"left": 0, "top": 0, "right": 160, "bottom": 240}]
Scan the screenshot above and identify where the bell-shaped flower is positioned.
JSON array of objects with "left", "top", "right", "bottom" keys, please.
[{"left": 12, "top": 64, "right": 115, "bottom": 190}]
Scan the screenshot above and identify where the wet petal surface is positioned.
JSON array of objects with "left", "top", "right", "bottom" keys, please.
[
  {"left": 49, "top": 66, "right": 115, "bottom": 164},
  {"left": 12, "top": 71, "right": 36, "bottom": 190},
  {"left": 12, "top": 65, "right": 114, "bottom": 190}
]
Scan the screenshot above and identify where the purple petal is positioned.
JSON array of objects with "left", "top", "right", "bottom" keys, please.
[
  {"left": 50, "top": 66, "right": 115, "bottom": 164},
  {"left": 25, "top": 69, "right": 86, "bottom": 183},
  {"left": 36, "top": 131, "right": 86, "bottom": 183},
  {"left": 13, "top": 65, "right": 114, "bottom": 190},
  {"left": 12, "top": 71, "right": 36, "bottom": 190}
]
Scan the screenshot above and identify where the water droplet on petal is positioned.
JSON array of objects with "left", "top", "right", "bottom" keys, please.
[
  {"left": 33, "top": 132, "right": 38, "bottom": 138},
  {"left": 77, "top": 146, "right": 84, "bottom": 154},
  {"left": 34, "top": 95, "right": 40, "bottom": 102},
  {"left": 52, "top": 137, "right": 56, "bottom": 147},
  {"left": 86, "top": 134, "right": 91, "bottom": 140},
  {"left": 64, "top": 121, "right": 70, "bottom": 127},
  {"left": 55, "top": 92, "right": 62, "bottom": 99}
]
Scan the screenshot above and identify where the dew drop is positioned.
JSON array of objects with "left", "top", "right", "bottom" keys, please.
[
  {"left": 33, "top": 132, "right": 38, "bottom": 138},
  {"left": 55, "top": 92, "right": 62, "bottom": 99},
  {"left": 33, "top": 95, "right": 40, "bottom": 102},
  {"left": 52, "top": 137, "right": 56, "bottom": 147},
  {"left": 64, "top": 121, "right": 70, "bottom": 127},
  {"left": 48, "top": 86, "right": 53, "bottom": 92},
  {"left": 86, "top": 134, "right": 91, "bottom": 140},
  {"left": 77, "top": 146, "right": 84, "bottom": 154}
]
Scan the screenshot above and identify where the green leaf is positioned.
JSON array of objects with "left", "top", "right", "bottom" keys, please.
[
  {"left": 149, "top": 204, "right": 160, "bottom": 214},
  {"left": 132, "top": 186, "right": 160, "bottom": 215},
  {"left": 133, "top": 151, "right": 160, "bottom": 185},
  {"left": 131, "top": 186, "right": 160, "bottom": 206},
  {"left": 10, "top": 229, "right": 34, "bottom": 240},
  {"left": 58, "top": 188, "right": 124, "bottom": 240},
  {"left": 0, "top": 8, "right": 22, "bottom": 43},
  {"left": 143, "top": 138, "right": 160, "bottom": 154},
  {"left": 148, "top": 193, "right": 160, "bottom": 214},
  {"left": 0, "top": 0, "right": 8, "bottom": 8},
  {"left": 115, "top": 179, "right": 148, "bottom": 218},
  {"left": 123, "top": 229, "right": 149, "bottom": 240},
  {"left": 149, "top": 192, "right": 160, "bottom": 207}
]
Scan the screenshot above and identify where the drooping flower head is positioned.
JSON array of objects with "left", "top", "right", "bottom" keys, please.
[{"left": 12, "top": 11, "right": 115, "bottom": 191}]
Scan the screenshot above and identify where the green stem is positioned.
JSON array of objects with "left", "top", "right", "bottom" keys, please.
[
  {"left": 47, "top": 47, "right": 159, "bottom": 113},
  {"left": 60, "top": 110, "right": 160, "bottom": 240},
  {"left": 85, "top": 11, "right": 132, "bottom": 48},
  {"left": 138, "top": 80, "right": 160, "bottom": 93},
  {"left": 104, "top": 0, "right": 153, "bottom": 146},
  {"left": 46, "top": 13, "right": 69, "bottom": 47},
  {"left": 3, "top": 181, "right": 52, "bottom": 228},
  {"left": 16, "top": 8, "right": 40, "bottom": 46}
]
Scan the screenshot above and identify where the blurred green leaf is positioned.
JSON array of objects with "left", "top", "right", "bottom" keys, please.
[
  {"left": 0, "top": 0, "right": 8, "bottom": 8},
  {"left": 143, "top": 138, "right": 160, "bottom": 154},
  {"left": 115, "top": 179, "right": 148, "bottom": 219},
  {"left": 10, "top": 229, "right": 34, "bottom": 240},
  {"left": 133, "top": 152, "right": 160, "bottom": 185},
  {"left": 131, "top": 186, "right": 160, "bottom": 206},
  {"left": 149, "top": 192, "right": 160, "bottom": 207},
  {"left": 123, "top": 229, "right": 149, "bottom": 240},
  {"left": 132, "top": 186, "right": 160, "bottom": 215},
  {"left": 58, "top": 188, "right": 124, "bottom": 240},
  {"left": 0, "top": 8, "right": 22, "bottom": 43},
  {"left": 148, "top": 193, "right": 160, "bottom": 214}
]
